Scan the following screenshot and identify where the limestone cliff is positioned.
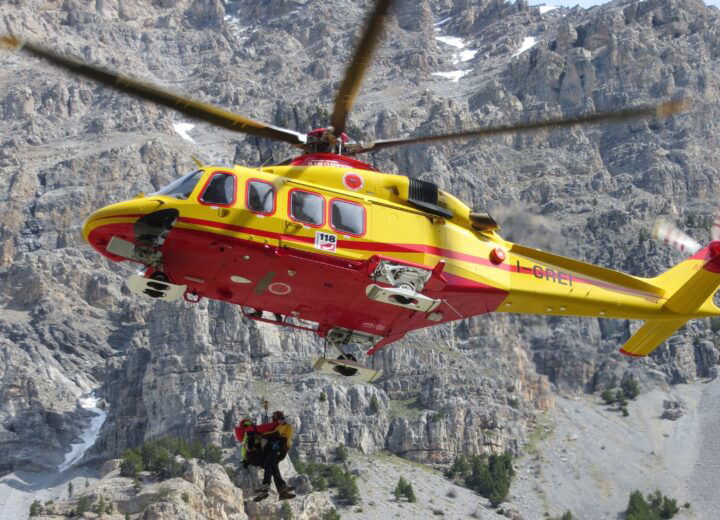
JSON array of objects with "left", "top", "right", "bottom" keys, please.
[{"left": 1, "top": 0, "right": 720, "bottom": 517}]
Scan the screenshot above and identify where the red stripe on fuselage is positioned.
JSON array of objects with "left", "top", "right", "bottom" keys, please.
[
  {"left": 619, "top": 348, "right": 645, "bottom": 357},
  {"left": 91, "top": 215, "right": 660, "bottom": 300}
]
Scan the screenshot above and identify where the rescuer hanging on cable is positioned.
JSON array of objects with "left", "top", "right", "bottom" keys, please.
[{"left": 235, "top": 410, "right": 296, "bottom": 502}]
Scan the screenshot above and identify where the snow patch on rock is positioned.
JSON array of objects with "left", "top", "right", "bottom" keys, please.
[
  {"left": 58, "top": 395, "right": 107, "bottom": 472},
  {"left": 431, "top": 70, "right": 470, "bottom": 82},
  {"left": 512, "top": 37, "right": 538, "bottom": 57},
  {"left": 435, "top": 35, "right": 466, "bottom": 49},
  {"left": 172, "top": 122, "right": 196, "bottom": 143},
  {"left": 539, "top": 5, "right": 559, "bottom": 14}
]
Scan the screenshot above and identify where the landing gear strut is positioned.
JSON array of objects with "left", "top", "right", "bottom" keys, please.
[{"left": 312, "top": 328, "right": 383, "bottom": 383}]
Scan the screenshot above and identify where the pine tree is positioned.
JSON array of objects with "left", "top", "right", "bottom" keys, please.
[
  {"left": 622, "top": 376, "right": 640, "bottom": 400},
  {"left": 600, "top": 389, "right": 616, "bottom": 405},
  {"left": 29, "top": 500, "right": 42, "bottom": 517},
  {"left": 394, "top": 477, "right": 409, "bottom": 501},
  {"left": 446, "top": 454, "right": 470, "bottom": 479},
  {"left": 404, "top": 480, "right": 417, "bottom": 503},
  {"left": 336, "top": 445, "right": 349, "bottom": 463},
  {"left": 337, "top": 470, "right": 360, "bottom": 505}
]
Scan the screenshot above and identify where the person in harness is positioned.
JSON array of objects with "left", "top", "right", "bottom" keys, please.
[{"left": 235, "top": 410, "right": 295, "bottom": 501}]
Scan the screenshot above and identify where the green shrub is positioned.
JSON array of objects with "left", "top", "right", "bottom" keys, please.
[
  {"left": 600, "top": 389, "right": 616, "bottom": 405},
  {"left": 120, "top": 449, "right": 144, "bottom": 477},
  {"left": 445, "top": 454, "right": 470, "bottom": 479},
  {"left": 626, "top": 489, "right": 680, "bottom": 520},
  {"left": 94, "top": 495, "right": 106, "bottom": 514},
  {"left": 321, "top": 509, "right": 341, "bottom": 520},
  {"left": 29, "top": 500, "right": 42, "bottom": 517},
  {"left": 550, "top": 511, "right": 575, "bottom": 520},
  {"left": 311, "top": 475, "right": 328, "bottom": 491},
  {"left": 615, "top": 390, "right": 628, "bottom": 407},
  {"left": 181, "top": 492, "right": 190, "bottom": 503},
  {"left": 132, "top": 478, "right": 142, "bottom": 493},
  {"left": 276, "top": 501, "right": 294, "bottom": 519},
  {"left": 319, "top": 391, "right": 327, "bottom": 402},
  {"left": 622, "top": 376, "right": 640, "bottom": 400},
  {"left": 77, "top": 495, "right": 92, "bottom": 515},
  {"left": 337, "top": 470, "right": 361, "bottom": 505},
  {"left": 394, "top": 476, "right": 416, "bottom": 502},
  {"left": 202, "top": 444, "right": 223, "bottom": 464},
  {"left": 292, "top": 457, "right": 359, "bottom": 503},
  {"left": 158, "top": 486, "right": 173, "bottom": 501},
  {"left": 122, "top": 438, "right": 223, "bottom": 480},
  {"left": 336, "top": 445, "right": 349, "bottom": 463},
  {"left": 464, "top": 451, "right": 515, "bottom": 507}
]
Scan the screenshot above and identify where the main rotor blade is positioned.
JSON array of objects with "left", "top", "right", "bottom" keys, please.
[
  {"left": 330, "top": 0, "right": 394, "bottom": 136},
  {"left": 0, "top": 35, "right": 306, "bottom": 145},
  {"left": 352, "top": 99, "right": 690, "bottom": 153}
]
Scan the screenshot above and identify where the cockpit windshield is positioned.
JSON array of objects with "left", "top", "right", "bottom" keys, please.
[{"left": 152, "top": 170, "right": 204, "bottom": 199}]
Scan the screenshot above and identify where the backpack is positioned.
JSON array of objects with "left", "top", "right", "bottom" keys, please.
[{"left": 241, "top": 430, "right": 265, "bottom": 468}]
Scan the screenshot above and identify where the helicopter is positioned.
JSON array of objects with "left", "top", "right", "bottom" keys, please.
[{"left": 2, "top": 0, "right": 716, "bottom": 383}]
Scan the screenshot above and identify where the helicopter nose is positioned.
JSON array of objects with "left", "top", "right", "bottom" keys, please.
[{"left": 81, "top": 198, "right": 165, "bottom": 245}]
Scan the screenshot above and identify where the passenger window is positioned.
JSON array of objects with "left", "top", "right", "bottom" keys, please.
[
  {"left": 200, "top": 173, "right": 236, "bottom": 205},
  {"left": 247, "top": 180, "right": 275, "bottom": 214},
  {"left": 290, "top": 190, "right": 324, "bottom": 226},
  {"left": 331, "top": 200, "right": 365, "bottom": 236}
]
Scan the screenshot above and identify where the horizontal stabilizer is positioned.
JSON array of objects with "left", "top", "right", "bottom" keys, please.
[{"left": 620, "top": 319, "right": 687, "bottom": 357}]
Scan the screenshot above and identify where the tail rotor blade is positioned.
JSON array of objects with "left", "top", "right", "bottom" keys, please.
[{"left": 652, "top": 219, "right": 701, "bottom": 255}]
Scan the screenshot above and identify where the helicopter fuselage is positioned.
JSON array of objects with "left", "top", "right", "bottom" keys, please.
[{"left": 82, "top": 155, "right": 720, "bottom": 357}]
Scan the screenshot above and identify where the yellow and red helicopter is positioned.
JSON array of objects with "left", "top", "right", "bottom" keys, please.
[{"left": 2, "top": 0, "right": 716, "bottom": 382}]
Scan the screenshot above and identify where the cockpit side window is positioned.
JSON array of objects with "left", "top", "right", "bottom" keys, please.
[
  {"left": 200, "top": 172, "right": 236, "bottom": 206},
  {"left": 152, "top": 170, "right": 204, "bottom": 200}
]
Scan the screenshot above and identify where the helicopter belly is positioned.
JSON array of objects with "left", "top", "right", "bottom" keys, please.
[{"left": 87, "top": 218, "right": 509, "bottom": 345}]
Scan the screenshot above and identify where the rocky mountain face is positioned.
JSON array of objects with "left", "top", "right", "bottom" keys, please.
[{"left": 2, "top": 0, "right": 720, "bottom": 517}]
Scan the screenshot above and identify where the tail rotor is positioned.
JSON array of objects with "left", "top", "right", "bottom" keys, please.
[{"left": 652, "top": 219, "right": 701, "bottom": 255}]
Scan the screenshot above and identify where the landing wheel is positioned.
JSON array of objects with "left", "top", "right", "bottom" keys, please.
[
  {"left": 333, "top": 354, "right": 359, "bottom": 377},
  {"left": 144, "top": 271, "right": 170, "bottom": 298}
]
